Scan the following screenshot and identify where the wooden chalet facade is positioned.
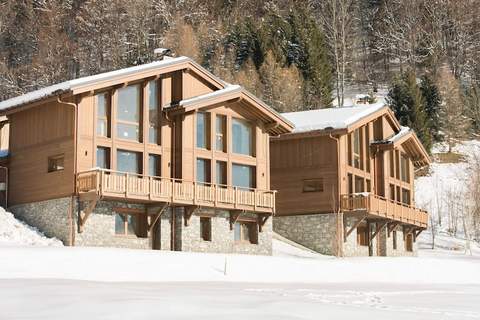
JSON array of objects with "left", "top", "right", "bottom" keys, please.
[
  {"left": 0, "top": 56, "right": 292, "bottom": 254},
  {"left": 271, "top": 101, "right": 430, "bottom": 256}
]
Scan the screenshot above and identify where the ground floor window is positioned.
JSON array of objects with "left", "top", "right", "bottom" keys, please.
[
  {"left": 392, "top": 230, "right": 397, "bottom": 250},
  {"left": 115, "top": 213, "right": 137, "bottom": 236},
  {"left": 200, "top": 217, "right": 212, "bottom": 241},
  {"left": 405, "top": 233, "right": 414, "bottom": 252},
  {"left": 234, "top": 221, "right": 258, "bottom": 244},
  {"left": 357, "top": 225, "right": 368, "bottom": 246}
]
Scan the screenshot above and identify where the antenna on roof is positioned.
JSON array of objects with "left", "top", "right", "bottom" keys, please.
[{"left": 154, "top": 48, "right": 172, "bottom": 60}]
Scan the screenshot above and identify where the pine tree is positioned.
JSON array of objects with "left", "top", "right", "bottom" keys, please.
[
  {"left": 420, "top": 75, "right": 442, "bottom": 142},
  {"left": 387, "top": 71, "right": 433, "bottom": 152}
]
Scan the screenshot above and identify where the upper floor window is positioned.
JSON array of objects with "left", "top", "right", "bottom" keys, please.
[
  {"left": 400, "top": 154, "right": 410, "bottom": 182},
  {"left": 196, "top": 112, "right": 209, "bottom": 149},
  {"left": 216, "top": 115, "right": 226, "bottom": 152},
  {"left": 232, "top": 163, "right": 255, "bottom": 189},
  {"left": 303, "top": 179, "right": 324, "bottom": 193},
  {"left": 148, "top": 80, "right": 159, "bottom": 144},
  {"left": 117, "top": 149, "right": 142, "bottom": 174},
  {"left": 353, "top": 129, "right": 361, "bottom": 169},
  {"left": 96, "top": 147, "right": 110, "bottom": 169},
  {"left": 148, "top": 154, "right": 161, "bottom": 177},
  {"left": 196, "top": 158, "right": 211, "bottom": 183},
  {"left": 232, "top": 118, "right": 253, "bottom": 156},
  {"left": 96, "top": 92, "right": 110, "bottom": 137},
  {"left": 117, "top": 85, "right": 141, "bottom": 142},
  {"left": 216, "top": 161, "right": 227, "bottom": 185}
]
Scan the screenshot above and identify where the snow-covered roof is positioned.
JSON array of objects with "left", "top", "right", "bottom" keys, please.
[
  {"left": 282, "top": 101, "right": 387, "bottom": 133},
  {"left": 176, "top": 85, "right": 242, "bottom": 108},
  {"left": 388, "top": 126, "right": 411, "bottom": 143},
  {"left": 0, "top": 56, "right": 198, "bottom": 112}
]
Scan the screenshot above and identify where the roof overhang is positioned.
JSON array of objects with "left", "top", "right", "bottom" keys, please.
[
  {"left": 166, "top": 86, "right": 294, "bottom": 135},
  {"left": 371, "top": 130, "right": 431, "bottom": 167}
]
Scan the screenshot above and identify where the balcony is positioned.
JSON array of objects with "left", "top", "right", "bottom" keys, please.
[
  {"left": 340, "top": 193, "right": 428, "bottom": 228},
  {"left": 76, "top": 169, "right": 276, "bottom": 214}
]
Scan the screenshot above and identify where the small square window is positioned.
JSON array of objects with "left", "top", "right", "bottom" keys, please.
[
  {"left": 302, "top": 179, "right": 324, "bottom": 193},
  {"left": 200, "top": 217, "right": 212, "bottom": 241},
  {"left": 48, "top": 155, "right": 64, "bottom": 173},
  {"left": 234, "top": 221, "right": 258, "bottom": 244}
]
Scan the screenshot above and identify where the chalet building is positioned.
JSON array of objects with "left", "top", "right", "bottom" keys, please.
[
  {"left": 0, "top": 56, "right": 293, "bottom": 255},
  {"left": 271, "top": 100, "right": 430, "bottom": 257}
]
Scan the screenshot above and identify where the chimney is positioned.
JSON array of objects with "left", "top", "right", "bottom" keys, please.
[{"left": 154, "top": 48, "right": 172, "bottom": 60}]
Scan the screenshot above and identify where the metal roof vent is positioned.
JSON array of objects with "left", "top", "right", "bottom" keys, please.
[{"left": 154, "top": 48, "right": 172, "bottom": 60}]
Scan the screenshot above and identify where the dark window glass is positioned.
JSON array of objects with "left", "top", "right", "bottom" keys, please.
[
  {"left": 232, "top": 118, "right": 253, "bottom": 156},
  {"left": 196, "top": 158, "right": 211, "bottom": 183},
  {"left": 232, "top": 164, "right": 255, "bottom": 189},
  {"left": 196, "top": 112, "right": 209, "bottom": 149},
  {"left": 96, "top": 147, "right": 110, "bottom": 169},
  {"left": 48, "top": 155, "right": 64, "bottom": 172},
  {"left": 148, "top": 154, "right": 160, "bottom": 177},
  {"left": 200, "top": 217, "right": 212, "bottom": 241},
  {"left": 216, "top": 161, "right": 227, "bottom": 185},
  {"left": 96, "top": 92, "right": 110, "bottom": 137},
  {"left": 148, "top": 80, "right": 159, "bottom": 144},
  {"left": 216, "top": 115, "right": 226, "bottom": 152},
  {"left": 303, "top": 179, "right": 324, "bottom": 192},
  {"left": 117, "top": 150, "right": 142, "bottom": 174}
]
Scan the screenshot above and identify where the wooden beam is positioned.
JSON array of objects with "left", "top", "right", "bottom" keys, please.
[
  {"left": 78, "top": 195, "right": 100, "bottom": 233},
  {"left": 183, "top": 206, "right": 198, "bottom": 226},
  {"left": 148, "top": 203, "right": 169, "bottom": 234},
  {"left": 414, "top": 228, "right": 424, "bottom": 242},
  {"left": 387, "top": 222, "right": 399, "bottom": 237},
  {"left": 402, "top": 225, "right": 414, "bottom": 240},
  {"left": 257, "top": 214, "right": 271, "bottom": 233},
  {"left": 344, "top": 214, "right": 367, "bottom": 242},
  {"left": 229, "top": 210, "right": 243, "bottom": 230},
  {"left": 370, "top": 220, "right": 388, "bottom": 244}
]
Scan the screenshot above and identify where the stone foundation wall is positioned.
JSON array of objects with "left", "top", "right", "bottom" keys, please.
[
  {"left": 9, "top": 197, "right": 72, "bottom": 244},
  {"left": 74, "top": 200, "right": 150, "bottom": 250},
  {"left": 382, "top": 227, "right": 417, "bottom": 257},
  {"left": 342, "top": 217, "right": 375, "bottom": 257},
  {"left": 273, "top": 214, "right": 337, "bottom": 255},
  {"left": 175, "top": 209, "right": 272, "bottom": 256}
]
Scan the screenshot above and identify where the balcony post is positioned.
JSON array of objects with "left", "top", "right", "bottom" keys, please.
[
  {"left": 234, "top": 187, "right": 238, "bottom": 209},
  {"left": 254, "top": 189, "right": 257, "bottom": 211},
  {"left": 214, "top": 184, "right": 218, "bottom": 207},
  {"left": 193, "top": 181, "right": 196, "bottom": 205},
  {"left": 171, "top": 178, "right": 175, "bottom": 202},
  {"left": 149, "top": 176, "right": 152, "bottom": 200},
  {"left": 125, "top": 173, "right": 129, "bottom": 197}
]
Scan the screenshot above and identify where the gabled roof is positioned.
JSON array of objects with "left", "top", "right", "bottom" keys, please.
[
  {"left": 282, "top": 100, "right": 398, "bottom": 134},
  {"left": 166, "top": 85, "right": 294, "bottom": 135},
  {"left": 0, "top": 56, "right": 226, "bottom": 114}
]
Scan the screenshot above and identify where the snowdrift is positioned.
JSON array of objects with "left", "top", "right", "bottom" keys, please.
[{"left": 0, "top": 207, "right": 62, "bottom": 246}]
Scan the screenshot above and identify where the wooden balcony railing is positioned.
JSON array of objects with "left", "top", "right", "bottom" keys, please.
[
  {"left": 76, "top": 169, "right": 276, "bottom": 214},
  {"left": 340, "top": 193, "right": 428, "bottom": 228}
]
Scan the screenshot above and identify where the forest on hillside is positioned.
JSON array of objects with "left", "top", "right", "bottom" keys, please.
[{"left": 1, "top": 0, "right": 480, "bottom": 151}]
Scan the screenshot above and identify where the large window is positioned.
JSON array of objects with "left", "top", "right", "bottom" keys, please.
[
  {"left": 234, "top": 221, "right": 258, "bottom": 244},
  {"left": 401, "top": 188, "right": 411, "bottom": 205},
  {"left": 96, "top": 147, "right": 110, "bottom": 169},
  {"left": 96, "top": 92, "right": 110, "bottom": 137},
  {"left": 196, "top": 112, "right": 209, "bottom": 149},
  {"left": 117, "top": 150, "right": 142, "bottom": 174},
  {"left": 232, "top": 164, "right": 255, "bottom": 189},
  {"left": 216, "top": 115, "right": 226, "bottom": 152},
  {"left": 196, "top": 158, "right": 211, "bottom": 183},
  {"left": 232, "top": 118, "right": 253, "bottom": 156},
  {"left": 216, "top": 161, "right": 227, "bottom": 185},
  {"left": 115, "top": 213, "right": 136, "bottom": 236},
  {"left": 400, "top": 154, "right": 410, "bottom": 182},
  {"left": 117, "top": 85, "right": 141, "bottom": 141},
  {"left": 354, "top": 176, "right": 365, "bottom": 193},
  {"left": 148, "top": 80, "right": 159, "bottom": 144},
  {"left": 353, "top": 129, "right": 361, "bottom": 169},
  {"left": 148, "top": 154, "right": 160, "bottom": 177}
]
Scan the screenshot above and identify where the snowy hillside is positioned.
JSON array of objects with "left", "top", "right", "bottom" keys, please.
[{"left": 0, "top": 207, "right": 62, "bottom": 246}]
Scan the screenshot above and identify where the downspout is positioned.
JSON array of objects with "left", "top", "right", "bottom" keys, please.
[
  {"left": 165, "top": 110, "right": 176, "bottom": 251},
  {"left": 328, "top": 132, "right": 343, "bottom": 257},
  {"left": 57, "top": 96, "right": 78, "bottom": 247}
]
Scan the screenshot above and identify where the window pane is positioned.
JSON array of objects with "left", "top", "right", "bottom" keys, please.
[
  {"left": 216, "top": 115, "right": 225, "bottom": 152},
  {"left": 117, "top": 85, "right": 140, "bottom": 122},
  {"left": 127, "top": 214, "right": 136, "bottom": 235},
  {"left": 115, "top": 214, "right": 126, "bottom": 235},
  {"left": 216, "top": 161, "right": 227, "bottom": 185},
  {"left": 148, "top": 154, "right": 160, "bottom": 177},
  {"left": 232, "top": 119, "right": 252, "bottom": 155},
  {"left": 117, "top": 123, "right": 140, "bottom": 141},
  {"left": 96, "top": 147, "right": 110, "bottom": 169},
  {"left": 242, "top": 223, "right": 250, "bottom": 241},
  {"left": 117, "top": 150, "right": 141, "bottom": 174},
  {"left": 196, "top": 112, "right": 208, "bottom": 149},
  {"left": 96, "top": 93, "right": 110, "bottom": 137},
  {"left": 148, "top": 80, "right": 159, "bottom": 144},
  {"left": 196, "top": 158, "right": 210, "bottom": 183},
  {"left": 232, "top": 164, "right": 255, "bottom": 188}
]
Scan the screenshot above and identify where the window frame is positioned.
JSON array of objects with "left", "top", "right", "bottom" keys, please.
[
  {"left": 232, "top": 117, "right": 254, "bottom": 156},
  {"left": 234, "top": 221, "right": 258, "bottom": 244},
  {"left": 47, "top": 154, "right": 65, "bottom": 173},
  {"left": 196, "top": 158, "right": 211, "bottom": 184},
  {"left": 148, "top": 79, "right": 160, "bottom": 145},
  {"left": 116, "top": 84, "right": 142, "bottom": 142},
  {"left": 215, "top": 114, "right": 226, "bottom": 152},
  {"left": 114, "top": 213, "right": 137, "bottom": 237},
  {"left": 357, "top": 225, "right": 368, "bottom": 246},
  {"left": 96, "top": 147, "right": 111, "bottom": 169},
  {"left": 96, "top": 92, "right": 111, "bottom": 138},
  {"left": 302, "top": 178, "right": 324, "bottom": 193},
  {"left": 200, "top": 217, "right": 212, "bottom": 241},
  {"left": 117, "top": 149, "right": 142, "bottom": 174},
  {"left": 232, "top": 163, "right": 256, "bottom": 189},
  {"left": 196, "top": 112, "right": 210, "bottom": 150}
]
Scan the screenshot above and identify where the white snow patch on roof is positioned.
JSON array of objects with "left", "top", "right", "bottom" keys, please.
[
  {"left": 177, "top": 85, "right": 242, "bottom": 108},
  {"left": 282, "top": 100, "right": 387, "bottom": 133},
  {"left": 0, "top": 56, "right": 191, "bottom": 111},
  {"left": 388, "top": 126, "right": 411, "bottom": 143}
]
